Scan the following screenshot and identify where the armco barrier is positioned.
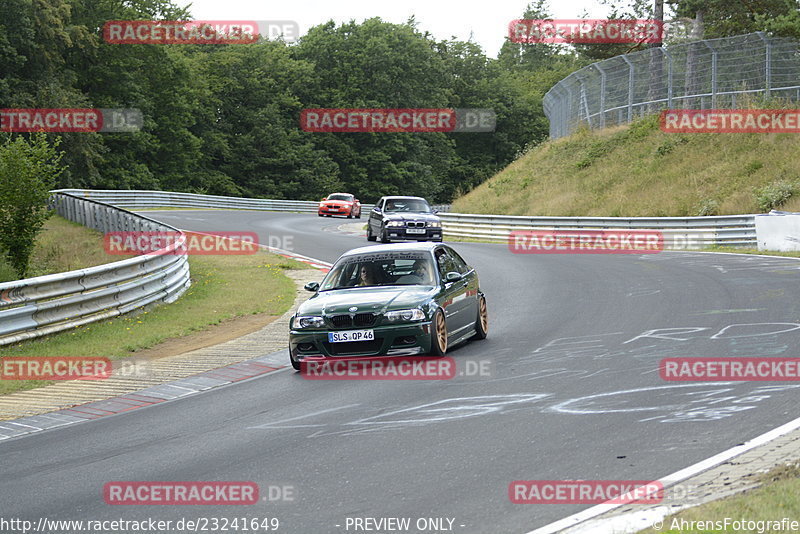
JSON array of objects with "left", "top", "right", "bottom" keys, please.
[
  {"left": 54, "top": 189, "right": 754, "bottom": 249},
  {"left": 0, "top": 193, "right": 190, "bottom": 346},
  {"left": 51, "top": 189, "right": 452, "bottom": 214},
  {"left": 438, "top": 213, "right": 757, "bottom": 248}
]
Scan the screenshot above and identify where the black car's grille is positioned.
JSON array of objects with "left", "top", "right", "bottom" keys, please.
[
  {"left": 354, "top": 313, "right": 376, "bottom": 327},
  {"left": 325, "top": 340, "right": 383, "bottom": 355},
  {"left": 330, "top": 315, "right": 352, "bottom": 328},
  {"left": 407, "top": 221, "right": 425, "bottom": 228}
]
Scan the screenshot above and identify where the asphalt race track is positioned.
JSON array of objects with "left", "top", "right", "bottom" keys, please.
[{"left": 2, "top": 209, "right": 800, "bottom": 533}]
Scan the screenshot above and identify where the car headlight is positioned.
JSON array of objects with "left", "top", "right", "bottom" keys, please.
[
  {"left": 384, "top": 308, "right": 425, "bottom": 322},
  {"left": 294, "top": 316, "right": 325, "bottom": 329},
  {"left": 386, "top": 220, "right": 404, "bottom": 227},
  {"left": 427, "top": 221, "right": 441, "bottom": 227}
]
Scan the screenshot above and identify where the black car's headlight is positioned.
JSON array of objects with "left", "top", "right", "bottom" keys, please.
[
  {"left": 427, "top": 221, "right": 441, "bottom": 228},
  {"left": 385, "top": 220, "right": 404, "bottom": 227},
  {"left": 294, "top": 315, "right": 325, "bottom": 329},
  {"left": 384, "top": 308, "right": 425, "bottom": 322}
]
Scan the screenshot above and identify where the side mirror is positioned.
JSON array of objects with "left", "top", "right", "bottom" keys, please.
[
  {"left": 321, "top": 197, "right": 326, "bottom": 202},
  {"left": 445, "top": 272, "right": 463, "bottom": 283},
  {"left": 432, "top": 209, "right": 439, "bottom": 214},
  {"left": 304, "top": 282, "right": 320, "bottom": 292},
  {"left": 373, "top": 207, "right": 381, "bottom": 213}
]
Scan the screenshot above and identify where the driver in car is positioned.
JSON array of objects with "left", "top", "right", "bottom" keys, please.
[{"left": 396, "top": 259, "right": 435, "bottom": 285}]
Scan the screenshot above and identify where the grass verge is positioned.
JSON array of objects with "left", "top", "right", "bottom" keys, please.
[
  {"left": 0, "top": 217, "right": 309, "bottom": 395},
  {"left": 453, "top": 113, "right": 800, "bottom": 217},
  {"left": 0, "top": 216, "right": 132, "bottom": 283},
  {"left": 637, "top": 462, "right": 800, "bottom": 533}
]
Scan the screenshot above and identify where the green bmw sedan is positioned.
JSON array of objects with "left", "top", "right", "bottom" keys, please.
[{"left": 289, "top": 243, "right": 488, "bottom": 370}]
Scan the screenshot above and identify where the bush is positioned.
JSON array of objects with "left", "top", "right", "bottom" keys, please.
[
  {"left": 0, "top": 135, "right": 66, "bottom": 278},
  {"left": 756, "top": 180, "right": 798, "bottom": 212},
  {"left": 696, "top": 199, "right": 719, "bottom": 216}
]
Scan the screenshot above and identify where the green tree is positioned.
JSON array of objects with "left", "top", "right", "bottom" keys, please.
[{"left": 0, "top": 135, "right": 65, "bottom": 278}]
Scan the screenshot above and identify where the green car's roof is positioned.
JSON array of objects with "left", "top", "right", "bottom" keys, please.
[{"left": 339, "top": 242, "right": 440, "bottom": 258}]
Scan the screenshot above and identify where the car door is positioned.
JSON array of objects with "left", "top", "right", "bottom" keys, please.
[
  {"left": 434, "top": 247, "right": 470, "bottom": 335},
  {"left": 369, "top": 198, "right": 384, "bottom": 235},
  {"left": 445, "top": 246, "right": 479, "bottom": 328}
]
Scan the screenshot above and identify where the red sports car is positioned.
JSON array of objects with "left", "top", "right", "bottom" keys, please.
[{"left": 318, "top": 193, "right": 361, "bottom": 218}]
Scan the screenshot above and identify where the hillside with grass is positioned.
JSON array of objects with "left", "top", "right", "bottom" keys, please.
[{"left": 452, "top": 114, "right": 800, "bottom": 217}]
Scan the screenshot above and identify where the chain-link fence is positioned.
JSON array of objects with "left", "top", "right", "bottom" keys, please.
[{"left": 543, "top": 32, "right": 800, "bottom": 138}]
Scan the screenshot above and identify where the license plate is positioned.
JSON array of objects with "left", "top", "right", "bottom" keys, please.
[
  {"left": 328, "top": 330, "right": 374, "bottom": 343},
  {"left": 406, "top": 228, "right": 426, "bottom": 234}
]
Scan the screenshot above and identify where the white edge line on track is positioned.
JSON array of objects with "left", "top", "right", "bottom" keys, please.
[
  {"left": 525, "top": 412, "right": 800, "bottom": 534},
  {"left": 526, "top": 251, "right": 800, "bottom": 534}
]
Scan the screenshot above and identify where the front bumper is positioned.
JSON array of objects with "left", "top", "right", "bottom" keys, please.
[
  {"left": 290, "top": 321, "right": 433, "bottom": 362},
  {"left": 319, "top": 205, "right": 351, "bottom": 216},
  {"left": 385, "top": 227, "right": 442, "bottom": 241}
]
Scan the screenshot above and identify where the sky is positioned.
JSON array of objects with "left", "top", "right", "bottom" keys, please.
[{"left": 182, "top": 0, "right": 615, "bottom": 58}]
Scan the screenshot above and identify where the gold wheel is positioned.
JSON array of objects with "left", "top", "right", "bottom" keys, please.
[
  {"left": 435, "top": 311, "right": 448, "bottom": 354},
  {"left": 479, "top": 297, "right": 488, "bottom": 334}
]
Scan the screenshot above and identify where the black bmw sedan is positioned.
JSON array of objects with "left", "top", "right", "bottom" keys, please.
[{"left": 366, "top": 196, "right": 442, "bottom": 243}]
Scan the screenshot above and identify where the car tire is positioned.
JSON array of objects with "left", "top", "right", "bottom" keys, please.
[
  {"left": 347, "top": 212, "right": 353, "bottom": 219},
  {"left": 290, "top": 350, "right": 301, "bottom": 371},
  {"left": 366, "top": 224, "right": 377, "bottom": 241},
  {"left": 430, "top": 309, "right": 448, "bottom": 356},
  {"left": 318, "top": 213, "right": 323, "bottom": 217},
  {"left": 355, "top": 211, "right": 361, "bottom": 219},
  {"left": 380, "top": 225, "right": 390, "bottom": 243},
  {"left": 473, "top": 295, "right": 488, "bottom": 340}
]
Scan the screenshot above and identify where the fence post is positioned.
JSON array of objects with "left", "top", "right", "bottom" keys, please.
[
  {"left": 756, "top": 32, "right": 772, "bottom": 98},
  {"left": 622, "top": 55, "right": 634, "bottom": 122},
  {"left": 579, "top": 77, "right": 592, "bottom": 127},
  {"left": 704, "top": 41, "right": 718, "bottom": 108},
  {"left": 596, "top": 64, "right": 606, "bottom": 129},
  {"left": 662, "top": 47, "right": 673, "bottom": 110}
]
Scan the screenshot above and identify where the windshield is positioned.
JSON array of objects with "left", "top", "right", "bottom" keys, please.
[
  {"left": 383, "top": 199, "right": 432, "bottom": 213},
  {"left": 319, "top": 252, "right": 437, "bottom": 290},
  {"left": 327, "top": 194, "right": 353, "bottom": 201}
]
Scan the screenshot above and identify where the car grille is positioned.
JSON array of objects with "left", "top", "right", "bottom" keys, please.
[
  {"left": 407, "top": 221, "right": 425, "bottom": 228},
  {"left": 354, "top": 313, "right": 376, "bottom": 326},
  {"left": 329, "top": 313, "right": 376, "bottom": 328},
  {"left": 325, "top": 340, "right": 383, "bottom": 355},
  {"left": 330, "top": 315, "right": 352, "bottom": 328}
]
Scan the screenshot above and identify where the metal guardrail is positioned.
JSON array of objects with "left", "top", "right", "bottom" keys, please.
[
  {"left": 55, "top": 189, "right": 754, "bottom": 249},
  {"left": 52, "top": 189, "right": 452, "bottom": 214},
  {"left": 544, "top": 32, "right": 800, "bottom": 138},
  {"left": 438, "top": 212, "right": 757, "bottom": 248},
  {"left": 0, "top": 193, "right": 191, "bottom": 346}
]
